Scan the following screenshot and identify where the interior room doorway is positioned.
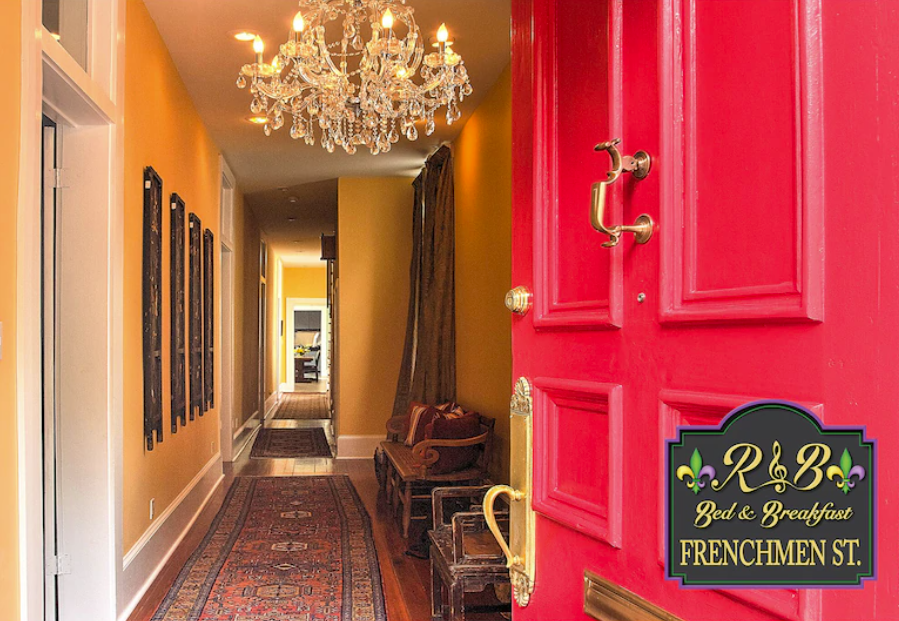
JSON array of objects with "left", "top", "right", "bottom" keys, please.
[
  {"left": 258, "top": 280, "right": 267, "bottom": 422},
  {"left": 219, "top": 245, "right": 235, "bottom": 459},
  {"left": 36, "top": 102, "right": 122, "bottom": 621},
  {"left": 284, "top": 298, "right": 330, "bottom": 391},
  {"left": 219, "top": 167, "right": 236, "bottom": 461}
]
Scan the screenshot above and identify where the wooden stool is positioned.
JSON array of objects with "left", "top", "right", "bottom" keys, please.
[{"left": 428, "top": 486, "right": 511, "bottom": 621}]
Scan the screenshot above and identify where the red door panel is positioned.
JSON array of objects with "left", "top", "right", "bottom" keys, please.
[
  {"left": 533, "top": 0, "right": 622, "bottom": 329},
  {"left": 659, "top": 0, "right": 824, "bottom": 323},
  {"left": 511, "top": 0, "right": 899, "bottom": 619},
  {"left": 533, "top": 379, "right": 623, "bottom": 547}
]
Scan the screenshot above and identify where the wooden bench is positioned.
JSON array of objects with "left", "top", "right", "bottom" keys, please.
[{"left": 377, "top": 414, "right": 495, "bottom": 538}]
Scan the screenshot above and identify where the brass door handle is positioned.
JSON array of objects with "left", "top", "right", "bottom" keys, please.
[
  {"left": 591, "top": 139, "right": 654, "bottom": 248},
  {"left": 483, "top": 378, "right": 537, "bottom": 607},
  {"left": 483, "top": 485, "right": 525, "bottom": 568}
]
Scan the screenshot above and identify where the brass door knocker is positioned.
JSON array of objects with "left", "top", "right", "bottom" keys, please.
[{"left": 590, "top": 139, "right": 655, "bottom": 248}]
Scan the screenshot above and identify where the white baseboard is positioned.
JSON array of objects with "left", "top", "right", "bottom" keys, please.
[
  {"left": 233, "top": 410, "right": 260, "bottom": 440},
  {"left": 231, "top": 411, "right": 260, "bottom": 460},
  {"left": 263, "top": 392, "right": 280, "bottom": 420},
  {"left": 336, "top": 435, "right": 382, "bottom": 459},
  {"left": 118, "top": 453, "right": 224, "bottom": 621}
]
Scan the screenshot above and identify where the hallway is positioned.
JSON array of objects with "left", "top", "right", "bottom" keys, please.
[
  {"left": 7, "top": 0, "right": 896, "bottom": 619},
  {"left": 127, "top": 420, "right": 440, "bottom": 621}
]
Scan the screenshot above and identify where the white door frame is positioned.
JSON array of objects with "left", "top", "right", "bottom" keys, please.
[
  {"left": 19, "top": 2, "right": 126, "bottom": 620},
  {"left": 218, "top": 162, "right": 236, "bottom": 462},
  {"left": 284, "top": 298, "right": 330, "bottom": 390},
  {"left": 41, "top": 118, "right": 60, "bottom": 621}
]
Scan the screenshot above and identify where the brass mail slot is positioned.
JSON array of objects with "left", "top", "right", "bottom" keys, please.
[{"left": 584, "top": 571, "right": 683, "bottom": 621}]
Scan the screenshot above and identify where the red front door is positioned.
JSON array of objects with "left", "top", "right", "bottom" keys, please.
[{"left": 511, "top": 0, "right": 899, "bottom": 619}]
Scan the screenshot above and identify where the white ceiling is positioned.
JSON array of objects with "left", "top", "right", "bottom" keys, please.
[{"left": 142, "top": 0, "right": 511, "bottom": 264}]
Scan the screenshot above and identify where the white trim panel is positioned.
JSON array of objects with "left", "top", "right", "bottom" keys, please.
[{"left": 336, "top": 435, "right": 382, "bottom": 459}]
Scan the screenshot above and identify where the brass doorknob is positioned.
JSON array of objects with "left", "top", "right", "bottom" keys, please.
[{"left": 505, "top": 286, "right": 532, "bottom": 315}]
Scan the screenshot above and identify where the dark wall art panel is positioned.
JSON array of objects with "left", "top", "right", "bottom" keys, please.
[
  {"left": 189, "top": 213, "right": 204, "bottom": 419},
  {"left": 143, "top": 167, "right": 164, "bottom": 450},
  {"left": 170, "top": 194, "right": 187, "bottom": 432},
  {"left": 203, "top": 228, "right": 215, "bottom": 411}
]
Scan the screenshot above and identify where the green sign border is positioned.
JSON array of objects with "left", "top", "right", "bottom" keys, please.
[{"left": 666, "top": 401, "right": 875, "bottom": 587}]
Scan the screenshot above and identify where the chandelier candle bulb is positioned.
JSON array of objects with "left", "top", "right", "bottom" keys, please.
[
  {"left": 253, "top": 35, "right": 264, "bottom": 64},
  {"left": 381, "top": 9, "right": 394, "bottom": 31},
  {"left": 293, "top": 11, "right": 305, "bottom": 34}
]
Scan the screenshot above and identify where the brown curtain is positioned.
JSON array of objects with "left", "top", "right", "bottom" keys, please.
[
  {"left": 392, "top": 146, "right": 456, "bottom": 418},
  {"left": 392, "top": 174, "right": 424, "bottom": 418}
]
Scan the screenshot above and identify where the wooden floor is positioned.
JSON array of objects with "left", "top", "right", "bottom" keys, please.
[
  {"left": 284, "top": 380, "right": 329, "bottom": 393},
  {"left": 127, "top": 418, "right": 435, "bottom": 621}
]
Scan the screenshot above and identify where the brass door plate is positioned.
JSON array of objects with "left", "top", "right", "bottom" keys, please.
[
  {"left": 483, "top": 378, "right": 536, "bottom": 607},
  {"left": 584, "top": 572, "right": 683, "bottom": 621}
]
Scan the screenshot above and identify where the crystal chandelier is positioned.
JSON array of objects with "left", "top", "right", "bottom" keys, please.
[{"left": 236, "top": 0, "right": 473, "bottom": 155}]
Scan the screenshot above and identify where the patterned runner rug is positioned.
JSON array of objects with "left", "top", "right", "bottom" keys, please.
[
  {"left": 274, "top": 393, "right": 331, "bottom": 420},
  {"left": 250, "top": 428, "right": 333, "bottom": 459},
  {"left": 152, "top": 476, "right": 387, "bottom": 621}
]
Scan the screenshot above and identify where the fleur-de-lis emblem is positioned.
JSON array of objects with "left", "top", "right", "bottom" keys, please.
[
  {"left": 676, "top": 449, "right": 716, "bottom": 495},
  {"left": 826, "top": 448, "right": 866, "bottom": 494}
]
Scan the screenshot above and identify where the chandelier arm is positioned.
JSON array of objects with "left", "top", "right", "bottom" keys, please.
[{"left": 316, "top": 29, "right": 345, "bottom": 78}]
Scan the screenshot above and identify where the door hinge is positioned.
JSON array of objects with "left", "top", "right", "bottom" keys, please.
[
  {"left": 47, "top": 554, "right": 71, "bottom": 576},
  {"left": 53, "top": 168, "right": 67, "bottom": 190}
]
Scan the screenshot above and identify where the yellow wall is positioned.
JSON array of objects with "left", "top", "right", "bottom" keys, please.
[
  {"left": 336, "top": 178, "right": 414, "bottom": 438},
  {"left": 279, "top": 267, "right": 328, "bottom": 384},
  {"left": 0, "top": 0, "right": 21, "bottom": 616},
  {"left": 454, "top": 64, "right": 513, "bottom": 482},
  {"left": 123, "top": 0, "right": 222, "bottom": 552},
  {"left": 283, "top": 266, "right": 328, "bottom": 299}
]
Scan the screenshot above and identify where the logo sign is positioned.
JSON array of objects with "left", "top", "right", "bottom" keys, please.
[{"left": 666, "top": 401, "right": 875, "bottom": 588}]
